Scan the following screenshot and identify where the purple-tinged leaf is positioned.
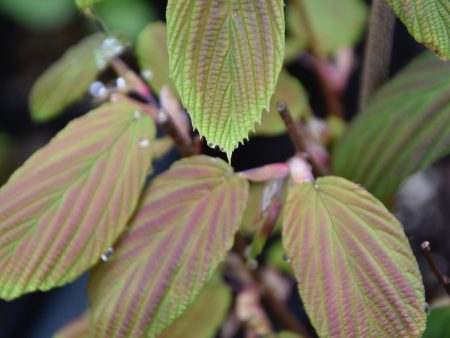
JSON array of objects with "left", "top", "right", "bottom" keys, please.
[
  {"left": 88, "top": 155, "right": 249, "bottom": 338},
  {"left": 54, "top": 312, "right": 89, "bottom": 338},
  {"left": 159, "top": 280, "right": 231, "bottom": 338},
  {"left": 0, "top": 101, "right": 155, "bottom": 300},
  {"left": 58, "top": 281, "right": 231, "bottom": 338},
  {"left": 29, "top": 33, "right": 125, "bottom": 122},
  {"left": 333, "top": 53, "right": 450, "bottom": 202},
  {"left": 283, "top": 176, "right": 426, "bottom": 337}
]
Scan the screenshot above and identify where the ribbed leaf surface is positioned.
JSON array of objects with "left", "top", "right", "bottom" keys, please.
[
  {"left": 30, "top": 33, "right": 125, "bottom": 122},
  {"left": 136, "top": 22, "right": 177, "bottom": 96},
  {"left": 89, "top": 155, "right": 249, "bottom": 338},
  {"left": 386, "top": 0, "right": 450, "bottom": 59},
  {"left": 55, "top": 281, "right": 231, "bottom": 338},
  {"left": 333, "top": 53, "right": 450, "bottom": 201},
  {"left": 159, "top": 281, "right": 231, "bottom": 338},
  {"left": 0, "top": 101, "right": 155, "bottom": 300},
  {"left": 283, "top": 176, "right": 426, "bottom": 338},
  {"left": 54, "top": 313, "right": 89, "bottom": 338},
  {"left": 167, "top": 0, "right": 285, "bottom": 157}
]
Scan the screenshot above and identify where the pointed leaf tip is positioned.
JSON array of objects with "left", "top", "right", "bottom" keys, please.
[
  {"left": 283, "top": 176, "right": 426, "bottom": 337},
  {"left": 167, "top": 0, "right": 285, "bottom": 156},
  {"left": 89, "top": 155, "right": 248, "bottom": 338},
  {"left": 0, "top": 101, "right": 155, "bottom": 300},
  {"left": 30, "top": 33, "right": 126, "bottom": 122}
]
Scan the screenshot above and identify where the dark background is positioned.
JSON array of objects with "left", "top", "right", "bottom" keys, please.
[{"left": 0, "top": 1, "right": 449, "bottom": 337}]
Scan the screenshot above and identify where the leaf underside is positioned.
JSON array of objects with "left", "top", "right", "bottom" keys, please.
[
  {"left": 0, "top": 101, "right": 155, "bottom": 300},
  {"left": 385, "top": 0, "right": 450, "bottom": 59},
  {"left": 29, "top": 33, "right": 125, "bottom": 122},
  {"left": 89, "top": 155, "right": 249, "bottom": 338},
  {"left": 333, "top": 52, "right": 450, "bottom": 201},
  {"left": 283, "top": 176, "right": 426, "bottom": 338},
  {"left": 166, "top": 0, "right": 285, "bottom": 157}
]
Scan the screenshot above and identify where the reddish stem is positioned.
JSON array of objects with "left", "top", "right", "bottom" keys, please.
[{"left": 421, "top": 241, "right": 450, "bottom": 296}]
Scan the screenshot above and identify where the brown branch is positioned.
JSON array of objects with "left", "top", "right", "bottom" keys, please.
[
  {"left": 293, "top": 0, "right": 343, "bottom": 118},
  {"left": 421, "top": 241, "right": 450, "bottom": 296},
  {"left": 359, "top": 0, "right": 396, "bottom": 111},
  {"left": 226, "top": 247, "right": 313, "bottom": 338},
  {"left": 113, "top": 94, "right": 197, "bottom": 157},
  {"left": 277, "top": 101, "right": 328, "bottom": 177},
  {"left": 159, "top": 110, "right": 197, "bottom": 157}
]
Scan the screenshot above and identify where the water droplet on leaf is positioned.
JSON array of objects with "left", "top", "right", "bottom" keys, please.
[
  {"left": 141, "top": 69, "right": 153, "bottom": 81},
  {"left": 424, "top": 302, "right": 431, "bottom": 315},
  {"left": 116, "top": 76, "right": 126, "bottom": 89},
  {"left": 138, "top": 138, "right": 150, "bottom": 148},
  {"left": 157, "top": 110, "right": 169, "bottom": 124},
  {"left": 100, "top": 247, "right": 114, "bottom": 262},
  {"left": 95, "top": 36, "right": 125, "bottom": 69},
  {"left": 89, "top": 81, "right": 106, "bottom": 97},
  {"left": 314, "top": 184, "right": 320, "bottom": 190},
  {"left": 134, "top": 110, "right": 142, "bottom": 119},
  {"left": 247, "top": 259, "right": 258, "bottom": 270}
]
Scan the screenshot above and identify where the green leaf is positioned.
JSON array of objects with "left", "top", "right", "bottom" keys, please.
[
  {"left": 75, "top": 0, "right": 101, "bottom": 9},
  {"left": 29, "top": 33, "right": 126, "bottom": 122},
  {"left": 89, "top": 155, "right": 249, "bottom": 338},
  {"left": 95, "top": 0, "right": 156, "bottom": 40},
  {"left": 287, "top": 0, "right": 368, "bottom": 56},
  {"left": 266, "top": 240, "right": 292, "bottom": 274},
  {"left": 277, "top": 332, "right": 304, "bottom": 338},
  {"left": 136, "top": 22, "right": 177, "bottom": 96},
  {"left": 54, "top": 312, "right": 90, "bottom": 338},
  {"left": 0, "top": 0, "right": 76, "bottom": 32},
  {"left": 422, "top": 306, "right": 450, "bottom": 338},
  {"left": 159, "top": 280, "right": 232, "bottom": 338},
  {"left": 385, "top": 0, "right": 450, "bottom": 59},
  {"left": 56, "top": 281, "right": 231, "bottom": 338},
  {"left": 333, "top": 52, "right": 450, "bottom": 201},
  {"left": 283, "top": 176, "right": 426, "bottom": 337},
  {"left": 0, "top": 101, "right": 155, "bottom": 300},
  {"left": 254, "top": 69, "right": 311, "bottom": 136},
  {"left": 0, "top": 133, "right": 12, "bottom": 180},
  {"left": 167, "top": 0, "right": 285, "bottom": 158}
]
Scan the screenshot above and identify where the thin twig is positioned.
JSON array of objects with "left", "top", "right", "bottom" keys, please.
[
  {"left": 359, "top": 0, "right": 396, "bottom": 111},
  {"left": 421, "top": 241, "right": 450, "bottom": 296},
  {"left": 227, "top": 244, "right": 314, "bottom": 338},
  {"left": 277, "top": 101, "right": 327, "bottom": 176},
  {"left": 113, "top": 94, "right": 197, "bottom": 157},
  {"left": 159, "top": 109, "right": 197, "bottom": 157},
  {"left": 293, "top": 0, "right": 343, "bottom": 117}
]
